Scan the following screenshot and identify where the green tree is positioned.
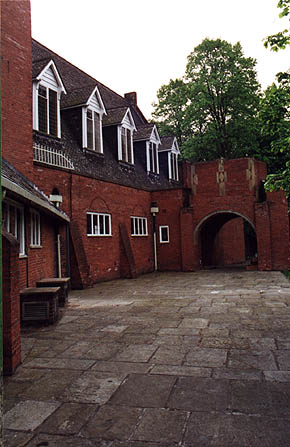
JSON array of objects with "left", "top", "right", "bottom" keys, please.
[
  {"left": 152, "top": 38, "right": 261, "bottom": 161},
  {"left": 263, "top": 1, "right": 290, "bottom": 197},
  {"left": 264, "top": 0, "right": 290, "bottom": 51}
]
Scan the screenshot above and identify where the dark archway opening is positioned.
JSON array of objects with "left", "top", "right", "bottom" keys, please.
[{"left": 200, "top": 212, "right": 257, "bottom": 269}]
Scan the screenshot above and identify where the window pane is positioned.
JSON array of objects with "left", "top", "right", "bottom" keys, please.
[
  {"left": 94, "top": 112, "right": 101, "bottom": 152},
  {"left": 127, "top": 129, "right": 132, "bottom": 163},
  {"left": 87, "top": 112, "right": 93, "bottom": 149},
  {"left": 131, "top": 217, "right": 134, "bottom": 235},
  {"left": 38, "top": 93, "right": 47, "bottom": 133},
  {"left": 87, "top": 214, "right": 92, "bottom": 235},
  {"left": 161, "top": 226, "right": 169, "bottom": 242},
  {"left": 49, "top": 90, "right": 58, "bottom": 136},
  {"left": 105, "top": 215, "right": 110, "bottom": 235},
  {"left": 93, "top": 214, "right": 99, "bottom": 235},
  {"left": 99, "top": 215, "right": 104, "bottom": 235},
  {"left": 121, "top": 127, "right": 127, "bottom": 161}
]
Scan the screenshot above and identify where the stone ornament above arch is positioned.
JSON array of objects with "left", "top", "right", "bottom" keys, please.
[
  {"left": 216, "top": 158, "right": 227, "bottom": 196},
  {"left": 194, "top": 210, "right": 256, "bottom": 244},
  {"left": 246, "top": 159, "right": 256, "bottom": 191}
]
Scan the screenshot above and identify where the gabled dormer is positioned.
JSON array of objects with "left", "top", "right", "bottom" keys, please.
[
  {"left": 103, "top": 107, "right": 136, "bottom": 164},
  {"left": 33, "top": 60, "right": 66, "bottom": 138},
  {"left": 159, "top": 136, "right": 180, "bottom": 181},
  {"left": 81, "top": 87, "right": 106, "bottom": 153},
  {"left": 134, "top": 124, "right": 161, "bottom": 175}
]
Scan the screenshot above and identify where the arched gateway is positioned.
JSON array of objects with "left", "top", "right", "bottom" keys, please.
[
  {"left": 188, "top": 158, "right": 290, "bottom": 271},
  {"left": 153, "top": 157, "right": 290, "bottom": 273}
]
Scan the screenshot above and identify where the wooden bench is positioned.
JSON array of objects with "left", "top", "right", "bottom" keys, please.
[
  {"left": 20, "top": 287, "right": 60, "bottom": 324},
  {"left": 36, "top": 277, "right": 70, "bottom": 306}
]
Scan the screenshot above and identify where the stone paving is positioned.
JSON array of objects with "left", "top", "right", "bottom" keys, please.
[{"left": 3, "top": 270, "right": 290, "bottom": 446}]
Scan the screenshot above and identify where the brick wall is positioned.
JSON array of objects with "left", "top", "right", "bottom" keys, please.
[
  {"left": 212, "top": 218, "right": 245, "bottom": 266},
  {"left": 32, "top": 165, "right": 155, "bottom": 285},
  {"left": 2, "top": 230, "right": 21, "bottom": 375},
  {"left": 1, "top": 0, "right": 33, "bottom": 178},
  {"left": 152, "top": 189, "right": 183, "bottom": 271}
]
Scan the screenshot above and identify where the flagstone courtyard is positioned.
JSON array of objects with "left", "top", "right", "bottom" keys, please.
[{"left": 3, "top": 270, "right": 290, "bottom": 446}]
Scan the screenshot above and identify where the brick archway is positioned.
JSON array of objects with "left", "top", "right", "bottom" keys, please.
[{"left": 194, "top": 211, "right": 257, "bottom": 269}]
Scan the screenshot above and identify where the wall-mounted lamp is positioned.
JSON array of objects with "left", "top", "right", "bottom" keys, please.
[
  {"left": 49, "top": 194, "right": 63, "bottom": 208},
  {"left": 150, "top": 202, "right": 159, "bottom": 215}
]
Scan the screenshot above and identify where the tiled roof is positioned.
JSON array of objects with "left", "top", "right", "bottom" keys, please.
[
  {"left": 134, "top": 124, "right": 154, "bottom": 141},
  {"left": 62, "top": 85, "right": 96, "bottom": 109},
  {"left": 159, "top": 136, "right": 175, "bottom": 151},
  {"left": 103, "top": 107, "right": 129, "bottom": 126},
  {"left": 32, "top": 39, "right": 181, "bottom": 192}
]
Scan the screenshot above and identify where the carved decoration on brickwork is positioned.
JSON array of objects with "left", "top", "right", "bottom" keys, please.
[
  {"left": 216, "top": 158, "right": 227, "bottom": 196},
  {"left": 246, "top": 159, "right": 256, "bottom": 191},
  {"left": 191, "top": 165, "right": 198, "bottom": 195}
]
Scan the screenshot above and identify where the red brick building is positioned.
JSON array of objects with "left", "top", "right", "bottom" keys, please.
[{"left": 2, "top": 0, "right": 290, "bottom": 373}]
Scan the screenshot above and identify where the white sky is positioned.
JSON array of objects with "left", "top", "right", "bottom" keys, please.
[{"left": 30, "top": 0, "right": 290, "bottom": 119}]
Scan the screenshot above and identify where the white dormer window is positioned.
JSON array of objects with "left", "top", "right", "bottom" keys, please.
[
  {"left": 82, "top": 87, "right": 106, "bottom": 153},
  {"left": 117, "top": 109, "right": 136, "bottom": 164},
  {"left": 146, "top": 126, "right": 161, "bottom": 174},
  {"left": 33, "top": 60, "right": 66, "bottom": 138},
  {"left": 169, "top": 152, "right": 179, "bottom": 181},
  {"left": 83, "top": 108, "right": 102, "bottom": 152}
]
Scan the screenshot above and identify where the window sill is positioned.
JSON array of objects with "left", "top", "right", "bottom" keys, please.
[
  {"left": 87, "top": 234, "right": 112, "bottom": 237},
  {"left": 83, "top": 148, "right": 104, "bottom": 157},
  {"left": 131, "top": 235, "right": 148, "bottom": 237},
  {"left": 30, "top": 245, "right": 43, "bottom": 249}
]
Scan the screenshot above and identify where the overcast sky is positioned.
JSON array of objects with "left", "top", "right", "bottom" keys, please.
[{"left": 30, "top": 0, "right": 290, "bottom": 119}]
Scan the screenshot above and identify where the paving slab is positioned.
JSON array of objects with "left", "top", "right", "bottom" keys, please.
[
  {"left": 109, "top": 373, "right": 176, "bottom": 407},
  {"left": 131, "top": 408, "right": 188, "bottom": 443},
  {"left": 4, "top": 400, "right": 60, "bottom": 431},
  {"left": 4, "top": 270, "right": 290, "bottom": 445},
  {"left": 80, "top": 405, "right": 142, "bottom": 440}
]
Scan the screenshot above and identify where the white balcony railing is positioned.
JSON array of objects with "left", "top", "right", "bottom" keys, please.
[{"left": 33, "top": 142, "right": 74, "bottom": 170}]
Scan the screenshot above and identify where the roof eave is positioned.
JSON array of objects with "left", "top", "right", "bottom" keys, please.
[{"left": 2, "top": 177, "right": 70, "bottom": 222}]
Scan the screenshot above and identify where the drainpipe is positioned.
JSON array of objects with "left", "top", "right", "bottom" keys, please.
[
  {"left": 57, "top": 233, "right": 62, "bottom": 278},
  {"left": 150, "top": 202, "right": 159, "bottom": 271}
]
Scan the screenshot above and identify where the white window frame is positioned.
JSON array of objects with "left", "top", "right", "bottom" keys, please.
[
  {"left": 87, "top": 212, "right": 112, "bottom": 236},
  {"left": 131, "top": 216, "right": 148, "bottom": 236},
  {"left": 3, "top": 200, "right": 26, "bottom": 256},
  {"left": 82, "top": 107, "right": 104, "bottom": 153},
  {"left": 159, "top": 225, "right": 169, "bottom": 244},
  {"left": 118, "top": 125, "right": 134, "bottom": 164},
  {"left": 146, "top": 141, "right": 160, "bottom": 174},
  {"left": 33, "top": 82, "right": 62, "bottom": 138},
  {"left": 33, "top": 60, "right": 66, "bottom": 138},
  {"left": 30, "top": 209, "right": 41, "bottom": 247},
  {"left": 169, "top": 152, "right": 179, "bottom": 181}
]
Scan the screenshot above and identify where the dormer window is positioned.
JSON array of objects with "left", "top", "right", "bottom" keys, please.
[
  {"left": 116, "top": 108, "right": 136, "bottom": 164},
  {"left": 120, "top": 126, "right": 134, "bottom": 163},
  {"left": 33, "top": 60, "right": 66, "bottom": 138},
  {"left": 81, "top": 86, "right": 106, "bottom": 153},
  {"left": 85, "top": 108, "right": 102, "bottom": 152},
  {"left": 149, "top": 142, "right": 159, "bottom": 174}
]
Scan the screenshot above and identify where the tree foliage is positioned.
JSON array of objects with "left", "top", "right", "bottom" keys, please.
[
  {"left": 263, "top": 1, "right": 290, "bottom": 197},
  {"left": 264, "top": 0, "right": 290, "bottom": 51},
  {"left": 152, "top": 38, "right": 261, "bottom": 161}
]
